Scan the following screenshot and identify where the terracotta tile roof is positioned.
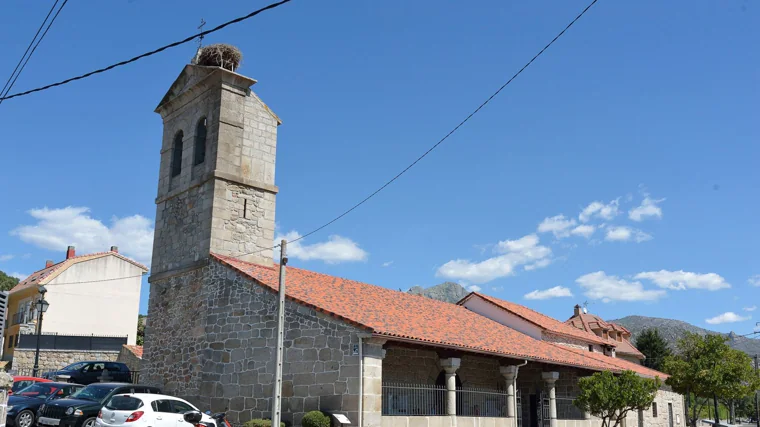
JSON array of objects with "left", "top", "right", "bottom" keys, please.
[
  {"left": 10, "top": 251, "right": 148, "bottom": 294},
  {"left": 553, "top": 344, "right": 665, "bottom": 379},
  {"left": 213, "top": 254, "right": 656, "bottom": 376},
  {"left": 123, "top": 345, "right": 143, "bottom": 358},
  {"left": 460, "top": 293, "right": 609, "bottom": 346},
  {"left": 566, "top": 312, "right": 644, "bottom": 358}
]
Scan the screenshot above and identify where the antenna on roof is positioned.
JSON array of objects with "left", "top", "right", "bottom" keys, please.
[{"left": 582, "top": 301, "right": 589, "bottom": 314}]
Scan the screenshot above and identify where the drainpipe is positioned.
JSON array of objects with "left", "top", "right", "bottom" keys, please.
[{"left": 514, "top": 360, "right": 528, "bottom": 421}]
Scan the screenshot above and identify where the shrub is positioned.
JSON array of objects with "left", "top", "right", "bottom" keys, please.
[
  {"left": 301, "top": 411, "right": 330, "bottom": 427},
  {"left": 243, "top": 419, "right": 285, "bottom": 427}
]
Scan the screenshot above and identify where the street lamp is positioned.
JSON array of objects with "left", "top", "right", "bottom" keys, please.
[{"left": 32, "top": 286, "right": 50, "bottom": 378}]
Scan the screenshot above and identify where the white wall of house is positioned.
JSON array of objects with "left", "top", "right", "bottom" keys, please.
[
  {"left": 461, "top": 297, "right": 543, "bottom": 340},
  {"left": 42, "top": 255, "right": 144, "bottom": 344}
]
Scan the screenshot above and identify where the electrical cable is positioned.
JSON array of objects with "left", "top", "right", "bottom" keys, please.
[{"left": 0, "top": 0, "right": 292, "bottom": 102}]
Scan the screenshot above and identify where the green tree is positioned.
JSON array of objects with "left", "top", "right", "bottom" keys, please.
[
  {"left": 574, "top": 370, "right": 661, "bottom": 427},
  {"left": 663, "top": 333, "right": 760, "bottom": 427},
  {"left": 634, "top": 328, "right": 671, "bottom": 372},
  {"left": 136, "top": 314, "right": 146, "bottom": 346},
  {"left": 0, "top": 270, "right": 20, "bottom": 292}
]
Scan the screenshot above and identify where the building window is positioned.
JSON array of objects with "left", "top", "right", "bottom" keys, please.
[
  {"left": 193, "top": 117, "right": 207, "bottom": 166},
  {"left": 588, "top": 345, "right": 593, "bottom": 352},
  {"left": 652, "top": 402, "right": 658, "bottom": 417},
  {"left": 171, "top": 131, "right": 184, "bottom": 177}
]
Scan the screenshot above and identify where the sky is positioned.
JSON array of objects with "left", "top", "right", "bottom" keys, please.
[{"left": 0, "top": 0, "right": 758, "bottom": 334}]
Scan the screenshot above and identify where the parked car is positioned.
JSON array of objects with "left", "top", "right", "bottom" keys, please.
[
  {"left": 7, "top": 382, "right": 83, "bottom": 427},
  {"left": 41, "top": 362, "right": 132, "bottom": 385},
  {"left": 96, "top": 394, "right": 216, "bottom": 427},
  {"left": 37, "top": 383, "right": 161, "bottom": 427},
  {"left": 10, "top": 376, "right": 52, "bottom": 395}
]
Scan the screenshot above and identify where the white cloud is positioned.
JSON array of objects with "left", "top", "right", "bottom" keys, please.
[
  {"left": 0, "top": 255, "right": 13, "bottom": 262},
  {"left": 571, "top": 224, "right": 595, "bottom": 239},
  {"left": 749, "top": 275, "right": 760, "bottom": 287},
  {"left": 604, "top": 226, "right": 652, "bottom": 243},
  {"left": 437, "top": 234, "right": 552, "bottom": 284},
  {"left": 537, "top": 215, "right": 577, "bottom": 238},
  {"left": 743, "top": 306, "right": 757, "bottom": 312},
  {"left": 635, "top": 270, "right": 730, "bottom": 291},
  {"left": 467, "top": 285, "right": 482, "bottom": 292},
  {"left": 629, "top": 196, "right": 665, "bottom": 222},
  {"left": 275, "top": 230, "right": 368, "bottom": 264},
  {"left": 579, "top": 199, "right": 620, "bottom": 222},
  {"left": 11, "top": 206, "right": 154, "bottom": 265},
  {"left": 524, "top": 286, "right": 574, "bottom": 300},
  {"left": 524, "top": 258, "right": 552, "bottom": 271},
  {"left": 9, "top": 272, "right": 28, "bottom": 280},
  {"left": 492, "top": 286, "right": 504, "bottom": 291},
  {"left": 705, "top": 312, "right": 751, "bottom": 325},
  {"left": 576, "top": 271, "right": 667, "bottom": 303},
  {"left": 382, "top": 261, "right": 394, "bottom": 267}
]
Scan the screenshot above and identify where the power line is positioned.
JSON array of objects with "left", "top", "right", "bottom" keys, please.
[
  {"left": 236, "top": 0, "right": 600, "bottom": 259},
  {"left": 0, "top": 0, "right": 70, "bottom": 106},
  {"left": 0, "top": 0, "right": 292, "bottom": 102},
  {"left": 0, "top": 0, "right": 61, "bottom": 101}
]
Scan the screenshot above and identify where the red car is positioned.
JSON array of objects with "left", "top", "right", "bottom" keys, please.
[{"left": 10, "top": 376, "right": 51, "bottom": 395}]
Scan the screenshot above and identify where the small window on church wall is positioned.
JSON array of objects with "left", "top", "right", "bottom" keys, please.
[
  {"left": 171, "top": 131, "right": 184, "bottom": 177},
  {"left": 194, "top": 117, "right": 207, "bottom": 166}
]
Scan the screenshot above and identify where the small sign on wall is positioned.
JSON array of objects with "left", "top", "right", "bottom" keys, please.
[{"left": 352, "top": 344, "right": 359, "bottom": 355}]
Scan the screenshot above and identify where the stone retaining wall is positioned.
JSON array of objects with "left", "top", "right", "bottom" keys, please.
[{"left": 12, "top": 349, "right": 119, "bottom": 373}]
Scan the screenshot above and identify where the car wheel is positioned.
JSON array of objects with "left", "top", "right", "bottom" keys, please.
[
  {"left": 82, "top": 418, "right": 97, "bottom": 427},
  {"left": 16, "top": 410, "right": 35, "bottom": 427}
]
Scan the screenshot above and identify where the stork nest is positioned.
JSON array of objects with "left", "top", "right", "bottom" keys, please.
[{"left": 196, "top": 44, "right": 242, "bottom": 71}]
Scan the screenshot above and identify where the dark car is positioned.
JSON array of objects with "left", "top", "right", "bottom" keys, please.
[
  {"left": 41, "top": 362, "right": 132, "bottom": 385},
  {"left": 7, "top": 382, "right": 83, "bottom": 427},
  {"left": 37, "top": 383, "right": 162, "bottom": 427}
]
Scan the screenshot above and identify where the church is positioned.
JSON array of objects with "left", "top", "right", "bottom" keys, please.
[{"left": 143, "top": 47, "right": 684, "bottom": 427}]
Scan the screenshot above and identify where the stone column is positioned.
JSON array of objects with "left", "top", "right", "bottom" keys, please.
[
  {"left": 500, "top": 366, "right": 519, "bottom": 419},
  {"left": 0, "top": 372, "right": 13, "bottom": 427},
  {"left": 542, "top": 372, "right": 559, "bottom": 427},
  {"left": 362, "top": 338, "right": 387, "bottom": 427},
  {"left": 440, "top": 358, "right": 461, "bottom": 416}
]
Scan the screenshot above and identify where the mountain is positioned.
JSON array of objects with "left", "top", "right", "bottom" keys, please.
[
  {"left": 408, "top": 282, "right": 469, "bottom": 304},
  {"left": 610, "top": 315, "right": 760, "bottom": 356}
]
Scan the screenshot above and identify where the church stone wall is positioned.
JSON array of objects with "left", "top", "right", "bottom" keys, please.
[{"left": 144, "top": 260, "right": 363, "bottom": 426}]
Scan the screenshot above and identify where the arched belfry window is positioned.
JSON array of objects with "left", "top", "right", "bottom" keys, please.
[
  {"left": 171, "top": 131, "right": 184, "bottom": 177},
  {"left": 193, "top": 117, "right": 207, "bottom": 166}
]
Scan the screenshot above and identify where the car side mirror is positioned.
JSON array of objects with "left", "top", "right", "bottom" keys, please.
[{"left": 183, "top": 411, "right": 203, "bottom": 424}]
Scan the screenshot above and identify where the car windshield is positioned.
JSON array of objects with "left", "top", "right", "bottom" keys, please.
[
  {"left": 69, "top": 385, "right": 115, "bottom": 402},
  {"left": 63, "top": 362, "right": 88, "bottom": 371},
  {"left": 15, "top": 384, "right": 59, "bottom": 399}
]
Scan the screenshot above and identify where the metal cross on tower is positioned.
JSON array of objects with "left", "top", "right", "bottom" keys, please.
[{"left": 197, "top": 19, "right": 206, "bottom": 48}]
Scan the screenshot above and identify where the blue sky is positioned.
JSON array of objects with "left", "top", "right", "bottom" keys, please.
[{"left": 1, "top": 0, "right": 758, "bottom": 333}]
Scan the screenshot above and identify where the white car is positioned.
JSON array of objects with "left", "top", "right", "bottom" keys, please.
[{"left": 95, "top": 394, "right": 215, "bottom": 427}]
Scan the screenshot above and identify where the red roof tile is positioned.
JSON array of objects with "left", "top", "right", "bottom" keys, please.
[
  {"left": 213, "top": 254, "right": 658, "bottom": 376},
  {"left": 10, "top": 251, "right": 148, "bottom": 294},
  {"left": 123, "top": 345, "right": 143, "bottom": 358},
  {"left": 554, "top": 344, "right": 665, "bottom": 379},
  {"left": 461, "top": 293, "right": 609, "bottom": 346}
]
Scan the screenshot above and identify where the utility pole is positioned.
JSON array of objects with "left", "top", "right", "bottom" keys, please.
[
  {"left": 271, "top": 240, "right": 288, "bottom": 427},
  {"left": 754, "top": 354, "right": 759, "bottom": 427}
]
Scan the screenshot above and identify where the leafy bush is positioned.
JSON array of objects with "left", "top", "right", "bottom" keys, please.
[
  {"left": 301, "top": 411, "right": 330, "bottom": 427},
  {"left": 243, "top": 419, "right": 285, "bottom": 427}
]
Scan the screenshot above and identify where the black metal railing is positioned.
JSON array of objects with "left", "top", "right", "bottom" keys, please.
[{"left": 11, "top": 311, "right": 34, "bottom": 326}]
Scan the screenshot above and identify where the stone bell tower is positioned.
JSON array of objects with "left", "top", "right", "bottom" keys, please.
[{"left": 150, "top": 52, "right": 280, "bottom": 278}]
